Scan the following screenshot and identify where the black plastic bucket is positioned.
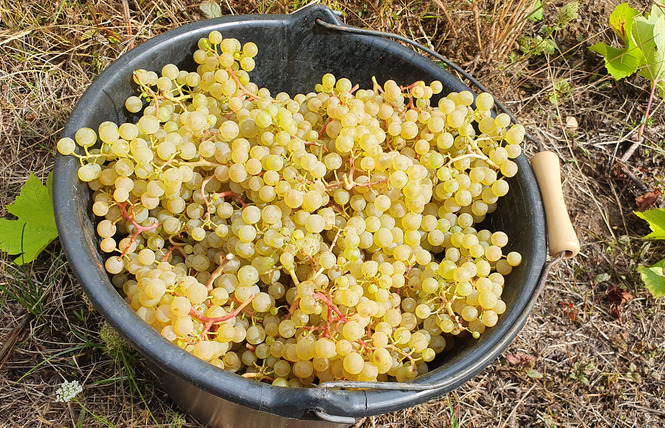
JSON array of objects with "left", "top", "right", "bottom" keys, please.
[{"left": 53, "top": 5, "right": 547, "bottom": 426}]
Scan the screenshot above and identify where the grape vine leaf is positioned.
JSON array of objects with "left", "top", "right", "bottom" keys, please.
[
  {"left": 589, "top": 3, "right": 645, "bottom": 80},
  {"left": 636, "top": 258, "right": 665, "bottom": 297},
  {"left": 631, "top": 5, "right": 665, "bottom": 98},
  {"left": 635, "top": 208, "right": 665, "bottom": 239},
  {"left": 0, "top": 172, "right": 58, "bottom": 265}
]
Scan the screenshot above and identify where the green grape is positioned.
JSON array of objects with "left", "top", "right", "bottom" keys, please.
[
  {"left": 505, "top": 125, "right": 525, "bottom": 145},
  {"left": 57, "top": 137, "right": 76, "bottom": 155},
  {"left": 172, "top": 316, "right": 194, "bottom": 336},
  {"left": 293, "top": 360, "right": 314, "bottom": 378},
  {"left": 75, "top": 127, "right": 96, "bottom": 147},
  {"left": 185, "top": 282, "right": 208, "bottom": 305},
  {"left": 415, "top": 304, "right": 431, "bottom": 319},
  {"left": 104, "top": 256, "right": 124, "bottom": 275},
  {"left": 342, "top": 321, "right": 363, "bottom": 341},
  {"left": 481, "top": 310, "right": 499, "bottom": 327},
  {"left": 170, "top": 296, "right": 192, "bottom": 317},
  {"left": 500, "top": 160, "right": 518, "bottom": 178},
  {"left": 208, "top": 30, "right": 223, "bottom": 45},
  {"left": 461, "top": 306, "right": 479, "bottom": 322},
  {"left": 475, "top": 92, "right": 494, "bottom": 110},
  {"left": 343, "top": 352, "right": 364, "bottom": 375},
  {"left": 506, "top": 251, "right": 522, "bottom": 266}
]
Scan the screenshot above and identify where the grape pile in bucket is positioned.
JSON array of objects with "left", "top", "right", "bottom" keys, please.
[{"left": 58, "top": 30, "right": 524, "bottom": 387}]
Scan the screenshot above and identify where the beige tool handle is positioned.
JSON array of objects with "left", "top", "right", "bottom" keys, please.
[{"left": 530, "top": 151, "right": 580, "bottom": 259}]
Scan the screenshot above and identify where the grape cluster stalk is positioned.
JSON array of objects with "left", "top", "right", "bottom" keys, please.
[{"left": 58, "top": 30, "right": 524, "bottom": 387}]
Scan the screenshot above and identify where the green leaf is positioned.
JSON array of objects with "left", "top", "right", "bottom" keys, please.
[
  {"left": 528, "top": 0, "right": 543, "bottom": 22},
  {"left": 636, "top": 258, "right": 665, "bottom": 297},
  {"left": 632, "top": 15, "right": 665, "bottom": 90},
  {"left": 635, "top": 208, "right": 665, "bottom": 239},
  {"left": 199, "top": 0, "right": 222, "bottom": 19},
  {"left": 609, "top": 3, "right": 640, "bottom": 42},
  {"left": 589, "top": 42, "right": 645, "bottom": 80},
  {"left": 0, "top": 172, "right": 58, "bottom": 264},
  {"left": 589, "top": 2, "right": 646, "bottom": 81}
]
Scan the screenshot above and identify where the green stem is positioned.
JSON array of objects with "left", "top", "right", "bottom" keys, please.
[
  {"left": 119, "top": 351, "right": 159, "bottom": 426},
  {"left": 74, "top": 399, "right": 116, "bottom": 428}
]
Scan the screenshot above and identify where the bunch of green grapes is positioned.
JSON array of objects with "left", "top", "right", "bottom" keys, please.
[{"left": 58, "top": 30, "right": 524, "bottom": 386}]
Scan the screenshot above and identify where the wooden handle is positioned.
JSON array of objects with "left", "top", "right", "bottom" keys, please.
[{"left": 530, "top": 151, "right": 580, "bottom": 259}]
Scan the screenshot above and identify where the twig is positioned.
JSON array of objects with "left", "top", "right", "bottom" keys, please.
[
  {"left": 432, "top": 0, "right": 459, "bottom": 38},
  {"left": 0, "top": 313, "right": 34, "bottom": 368},
  {"left": 121, "top": 0, "right": 134, "bottom": 50}
]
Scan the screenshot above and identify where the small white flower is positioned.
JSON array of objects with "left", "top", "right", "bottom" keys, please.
[{"left": 55, "top": 380, "right": 83, "bottom": 403}]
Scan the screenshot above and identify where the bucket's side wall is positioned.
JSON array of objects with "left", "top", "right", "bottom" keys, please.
[{"left": 146, "top": 363, "right": 351, "bottom": 428}]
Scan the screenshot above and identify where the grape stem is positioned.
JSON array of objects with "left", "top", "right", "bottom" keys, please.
[
  {"left": 200, "top": 175, "right": 217, "bottom": 224},
  {"left": 116, "top": 202, "right": 161, "bottom": 257},
  {"left": 319, "top": 118, "right": 333, "bottom": 138},
  {"left": 370, "top": 76, "right": 404, "bottom": 112},
  {"left": 402, "top": 82, "right": 425, "bottom": 111},
  {"left": 356, "top": 338, "right": 371, "bottom": 353},
  {"left": 163, "top": 244, "right": 187, "bottom": 262},
  {"left": 216, "top": 190, "right": 247, "bottom": 208},
  {"left": 169, "top": 159, "right": 225, "bottom": 169},
  {"left": 229, "top": 296, "right": 255, "bottom": 317},
  {"left": 387, "top": 344, "right": 416, "bottom": 363},
  {"left": 286, "top": 268, "right": 300, "bottom": 286},
  {"left": 310, "top": 228, "right": 342, "bottom": 282},
  {"left": 242, "top": 372, "right": 275, "bottom": 382},
  {"left": 313, "top": 292, "right": 349, "bottom": 323},
  {"left": 400, "top": 81, "right": 422, "bottom": 91},
  {"left": 446, "top": 152, "right": 499, "bottom": 170},
  {"left": 189, "top": 294, "right": 255, "bottom": 339},
  {"left": 205, "top": 253, "right": 233, "bottom": 291},
  {"left": 142, "top": 84, "right": 160, "bottom": 119},
  {"left": 225, "top": 66, "right": 260, "bottom": 100},
  {"left": 303, "top": 252, "right": 317, "bottom": 276},
  {"left": 445, "top": 300, "right": 464, "bottom": 330},
  {"left": 324, "top": 303, "right": 333, "bottom": 338},
  {"left": 372, "top": 76, "right": 383, "bottom": 94},
  {"left": 285, "top": 297, "right": 300, "bottom": 320},
  {"left": 325, "top": 154, "right": 389, "bottom": 191}
]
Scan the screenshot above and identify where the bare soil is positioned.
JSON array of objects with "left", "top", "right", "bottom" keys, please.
[{"left": 1, "top": 1, "right": 664, "bottom": 427}]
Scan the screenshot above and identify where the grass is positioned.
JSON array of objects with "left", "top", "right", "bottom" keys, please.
[{"left": 1, "top": 0, "right": 665, "bottom": 427}]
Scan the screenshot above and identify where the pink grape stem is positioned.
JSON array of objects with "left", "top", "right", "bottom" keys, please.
[
  {"left": 319, "top": 117, "right": 333, "bottom": 138},
  {"left": 216, "top": 190, "right": 247, "bottom": 208},
  {"left": 117, "top": 201, "right": 160, "bottom": 257},
  {"left": 225, "top": 66, "right": 260, "bottom": 100},
  {"left": 189, "top": 294, "right": 256, "bottom": 339},
  {"left": 313, "top": 292, "right": 349, "bottom": 323}
]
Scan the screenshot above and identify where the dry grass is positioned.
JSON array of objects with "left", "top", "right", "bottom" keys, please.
[{"left": 1, "top": 0, "right": 664, "bottom": 427}]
